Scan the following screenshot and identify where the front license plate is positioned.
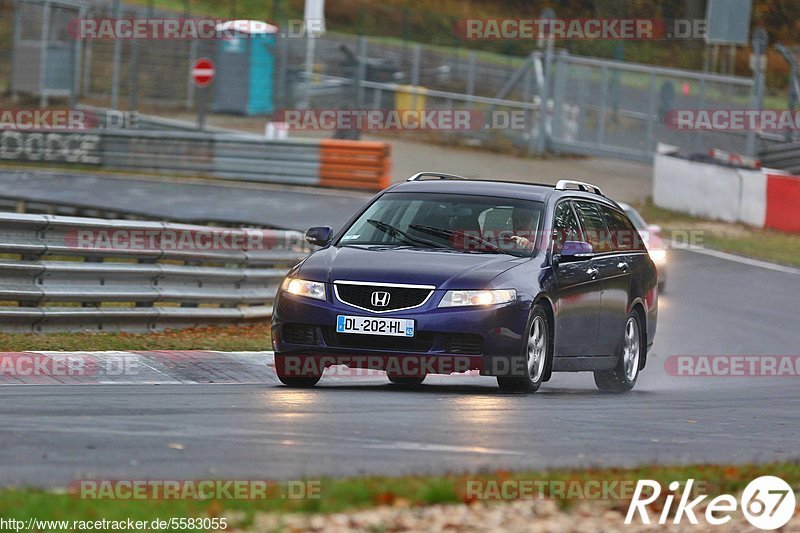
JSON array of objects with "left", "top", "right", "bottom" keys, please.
[{"left": 336, "top": 315, "right": 415, "bottom": 337}]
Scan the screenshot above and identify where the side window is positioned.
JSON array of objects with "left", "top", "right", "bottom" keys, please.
[
  {"left": 551, "top": 202, "right": 583, "bottom": 255},
  {"left": 599, "top": 205, "right": 646, "bottom": 252},
  {"left": 573, "top": 201, "right": 613, "bottom": 253}
]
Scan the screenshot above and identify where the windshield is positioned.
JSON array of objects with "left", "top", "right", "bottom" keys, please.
[{"left": 338, "top": 192, "right": 543, "bottom": 257}]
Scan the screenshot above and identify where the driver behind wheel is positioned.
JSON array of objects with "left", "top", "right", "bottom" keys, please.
[{"left": 510, "top": 208, "right": 537, "bottom": 251}]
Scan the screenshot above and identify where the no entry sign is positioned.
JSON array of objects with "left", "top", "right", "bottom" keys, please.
[{"left": 191, "top": 58, "right": 216, "bottom": 88}]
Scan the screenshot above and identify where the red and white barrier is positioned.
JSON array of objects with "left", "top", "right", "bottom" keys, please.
[
  {"left": 765, "top": 173, "right": 800, "bottom": 233},
  {"left": 653, "top": 153, "right": 800, "bottom": 233}
]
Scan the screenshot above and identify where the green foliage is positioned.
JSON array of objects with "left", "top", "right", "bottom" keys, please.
[
  {"left": 0, "top": 324, "right": 271, "bottom": 351},
  {"left": 1, "top": 462, "right": 798, "bottom": 524}
]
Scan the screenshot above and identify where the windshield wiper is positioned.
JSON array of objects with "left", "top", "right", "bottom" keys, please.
[
  {"left": 409, "top": 224, "right": 502, "bottom": 254},
  {"left": 366, "top": 219, "right": 448, "bottom": 249}
]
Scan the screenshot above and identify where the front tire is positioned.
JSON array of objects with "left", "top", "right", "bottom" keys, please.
[
  {"left": 594, "top": 310, "right": 642, "bottom": 392},
  {"left": 274, "top": 354, "right": 322, "bottom": 388},
  {"left": 497, "top": 306, "right": 550, "bottom": 393}
]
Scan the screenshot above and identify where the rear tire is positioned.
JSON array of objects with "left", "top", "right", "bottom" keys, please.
[
  {"left": 594, "top": 310, "right": 642, "bottom": 393},
  {"left": 275, "top": 353, "right": 322, "bottom": 388},
  {"left": 497, "top": 305, "right": 550, "bottom": 393}
]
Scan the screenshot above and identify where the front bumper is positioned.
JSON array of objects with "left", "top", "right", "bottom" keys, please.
[{"left": 271, "top": 289, "right": 531, "bottom": 375}]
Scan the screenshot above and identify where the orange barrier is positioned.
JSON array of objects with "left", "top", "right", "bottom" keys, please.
[{"left": 319, "top": 139, "right": 392, "bottom": 191}]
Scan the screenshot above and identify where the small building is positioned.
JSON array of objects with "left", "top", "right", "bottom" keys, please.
[{"left": 212, "top": 20, "right": 278, "bottom": 116}]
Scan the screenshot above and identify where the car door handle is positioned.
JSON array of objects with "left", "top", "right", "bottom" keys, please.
[
  {"left": 586, "top": 267, "right": 599, "bottom": 278},
  {"left": 617, "top": 262, "right": 629, "bottom": 272}
]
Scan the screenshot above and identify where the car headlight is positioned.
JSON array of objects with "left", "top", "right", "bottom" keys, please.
[
  {"left": 281, "top": 278, "right": 326, "bottom": 301},
  {"left": 649, "top": 249, "right": 667, "bottom": 264},
  {"left": 438, "top": 289, "right": 516, "bottom": 308}
]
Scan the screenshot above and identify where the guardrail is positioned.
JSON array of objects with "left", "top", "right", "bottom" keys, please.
[
  {"left": 320, "top": 139, "right": 392, "bottom": 189},
  {"left": 759, "top": 135, "right": 800, "bottom": 175},
  {"left": 0, "top": 128, "right": 392, "bottom": 192},
  {"left": 0, "top": 213, "right": 309, "bottom": 333}
]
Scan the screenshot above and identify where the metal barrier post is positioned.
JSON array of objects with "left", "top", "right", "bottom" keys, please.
[
  {"left": 410, "top": 44, "right": 421, "bottom": 109},
  {"left": 110, "top": 0, "right": 122, "bottom": 109},
  {"left": 128, "top": 9, "right": 142, "bottom": 111},
  {"left": 355, "top": 36, "right": 367, "bottom": 107},
  {"left": 646, "top": 73, "right": 657, "bottom": 153},
  {"left": 466, "top": 51, "right": 476, "bottom": 101},
  {"left": 72, "top": 4, "right": 87, "bottom": 106},
  {"left": 596, "top": 65, "right": 609, "bottom": 146},
  {"left": 275, "top": 33, "right": 289, "bottom": 108},
  {"left": 550, "top": 51, "right": 567, "bottom": 151},
  {"left": 746, "top": 29, "right": 768, "bottom": 157},
  {"left": 524, "top": 51, "right": 534, "bottom": 155},
  {"left": 536, "top": 45, "right": 553, "bottom": 153},
  {"left": 10, "top": 0, "right": 22, "bottom": 100},
  {"left": 187, "top": 40, "right": 198, "bottom": 109},
  {"left": 82, "top": 5, "right": 93, "bottom": 97},
  {"left": 39, "top": 0, "right": 51, "bottom": 108}
]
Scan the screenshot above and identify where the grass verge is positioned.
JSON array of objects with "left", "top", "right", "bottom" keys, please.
[
  {"left": 0, "top": 462, "right": 797, "bottom": 529},
  {"left": 0, "top": 324, "right": 271, "bottom": 352},
  {"left": 634, "top": 199, "right": 800, "bottom": 268}
]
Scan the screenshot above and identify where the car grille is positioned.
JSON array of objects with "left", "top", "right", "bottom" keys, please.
[
  {"left": 334, "top": 282, "right": 433, "bottom": 312},
  {"left": 322, "top": 327, "right": 435, "bottom": 352},
  {"left": 445, "top": 334, "right": 484, "bottom": 355},
  {"left": 283, "top": 324, "right": 316, "bottom": 345}
]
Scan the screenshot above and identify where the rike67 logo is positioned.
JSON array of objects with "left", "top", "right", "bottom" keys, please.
[{"left": 626, "top": 476, "right": 796, "bottom": 530}]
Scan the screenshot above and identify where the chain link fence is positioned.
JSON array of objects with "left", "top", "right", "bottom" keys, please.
[
  {"left": 2, "top": 0, "right": 771, "bottom": 162},
  {"left": 550, "top": 53, "right": 754, "bottom": 161}
]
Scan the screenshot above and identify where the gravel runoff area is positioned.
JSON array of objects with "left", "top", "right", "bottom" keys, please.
[{"left": 232, "top": 499, "right": 800, "bottom": 532}]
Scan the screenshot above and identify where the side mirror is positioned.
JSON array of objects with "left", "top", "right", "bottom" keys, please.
[
  {"left": 559, "top": 241, "right": 593, "bottom": 262},
  {"left": 305, "top": 226, "right": 332, "bottom": 247}
]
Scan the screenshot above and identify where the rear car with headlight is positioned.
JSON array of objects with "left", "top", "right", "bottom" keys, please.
[
  {"left": 619, "top": 203, "right": 667, "bottom": 292},
  {"left": 272, "top": 173, "right": 658, "bottom": 393}
]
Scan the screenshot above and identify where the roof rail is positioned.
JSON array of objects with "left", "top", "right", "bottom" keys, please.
[
  {"left": 407, "top": 171, "right": 468, "bottom": 182},
  {"left": 554, "top": 180, "right": 604, "bottom": 196}
]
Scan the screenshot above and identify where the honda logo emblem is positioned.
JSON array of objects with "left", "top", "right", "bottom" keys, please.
[{"left": 371, "top": 291, "right": 391, "bottom": 307}]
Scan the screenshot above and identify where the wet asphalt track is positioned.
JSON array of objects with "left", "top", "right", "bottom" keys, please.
[
  {"left": 0, "top": 170, "right": 371, "bottom": 231},
  {"left": 1, "top": 249, "right": 799, "bottom": 487}
]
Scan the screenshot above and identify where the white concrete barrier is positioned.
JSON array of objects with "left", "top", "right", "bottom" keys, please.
[
  {"left": 653, "top": 154, "right": 767, "bottom": 227},
  {"left": 739, "top": 169, "right": 768, "bottom": 228}
]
